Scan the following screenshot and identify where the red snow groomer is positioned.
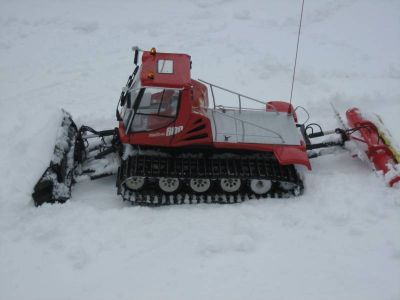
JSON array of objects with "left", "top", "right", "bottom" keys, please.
[{"left": 32, "top": 47, "right": 400, "bottom": 206}]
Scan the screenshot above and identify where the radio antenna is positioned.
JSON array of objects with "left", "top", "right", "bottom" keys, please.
[{"left": 288, "top": 0, "right": 305, "bottom": 114}]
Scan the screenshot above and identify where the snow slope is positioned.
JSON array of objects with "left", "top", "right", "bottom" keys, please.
[{"left": 1, "top": 0, "right": 399, "bottom": 299}]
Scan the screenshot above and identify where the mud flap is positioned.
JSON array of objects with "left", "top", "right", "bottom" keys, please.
[{"left": 32, "top": 110, "right": 81, "bottom": 206}]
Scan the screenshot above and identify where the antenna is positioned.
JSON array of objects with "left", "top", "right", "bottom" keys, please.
[{"left": 288, "top": 0, "right": 305, "bottom": 114}]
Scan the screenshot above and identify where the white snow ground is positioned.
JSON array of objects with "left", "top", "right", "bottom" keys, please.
[{"left": 1, "top": 0, "right": 400, "bottom": 299}]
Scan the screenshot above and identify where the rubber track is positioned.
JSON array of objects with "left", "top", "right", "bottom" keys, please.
[{"left": 118, "top": 154, "right": 304, "bottom": 206}]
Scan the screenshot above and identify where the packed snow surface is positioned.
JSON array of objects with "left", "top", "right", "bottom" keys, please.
[{"left": 1, "top": 0, "right": 399, "bottom": 299}]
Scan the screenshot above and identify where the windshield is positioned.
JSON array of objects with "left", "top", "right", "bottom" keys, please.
[
  {"left": 123, "top": 86, "right": 180, "bottom": 133},
  {"left": 121, "top": 78, "right": 140, "bottom": 124}
]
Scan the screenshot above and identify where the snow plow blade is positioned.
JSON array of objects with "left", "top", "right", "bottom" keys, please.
[
  {"left": 346, "top": 107, "right": 400, "bottom": 187},
  {"left": 32, "top": 110, "right": 82, "bottom": 206}
]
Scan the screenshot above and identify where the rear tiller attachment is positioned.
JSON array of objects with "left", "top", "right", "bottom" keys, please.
[
  {"left": 304, "top": 107, "right": 400, "bottom": 187},
  {"left": 346, "top": 108, "right": 400, "bottom": 187}
]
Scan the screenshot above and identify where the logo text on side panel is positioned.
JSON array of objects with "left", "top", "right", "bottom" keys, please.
[{"left": 166, "top": 126, "right": 183, "bottom": 136}]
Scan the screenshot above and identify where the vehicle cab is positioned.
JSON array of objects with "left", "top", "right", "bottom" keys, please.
[{"left": 117, "top": 48, "right": 212, "bottom": 147}]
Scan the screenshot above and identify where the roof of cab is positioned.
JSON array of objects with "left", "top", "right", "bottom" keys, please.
[{"left": 140, "top": 50, "right": 191, "bottom": 89}]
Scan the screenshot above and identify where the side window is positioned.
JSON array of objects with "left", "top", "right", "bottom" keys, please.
[
  {"left": 159, "top": 89, "right": 179, "bottom": 117},
  {"left": 130, "top": 88, "right": 181, "bottom": 132},
  {"left": 130, "top": 114, "right": 172, "bottom": 132},
  {"left": 135, "top": 88, "right": 179, "bottom": 117},
  {"left": 136, "top": 88, "right": 164, "bottom": 114}
]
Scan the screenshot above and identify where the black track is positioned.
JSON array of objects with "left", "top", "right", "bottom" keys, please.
[{"left": 117, "top": 152, "right": 304, "bottom": 206}]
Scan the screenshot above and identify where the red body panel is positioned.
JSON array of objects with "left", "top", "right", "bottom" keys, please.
[
  {"left": 120, "top": 50, "right": 311, "bottom": 170},
  {"left": 213, "top": 142, "right": 311, "bottom": 170},
  {"left": 140, "top": 51, "right": 191, "bottom": 88},
  {"left": 346, "top": 107, "right": 400, "bottom": 187},
  {"left": 267, "top": 101, "right": 298, "bottom": 122}
]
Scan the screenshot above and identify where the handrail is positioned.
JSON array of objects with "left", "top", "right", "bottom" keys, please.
[
  {"left": 215, "top": 105, "right": 268, "bottom": 113},
  {"left": 198, "top": 79, "right": 279, "bottom": 115},
  {"left": 215, "top": 105, "right": 275, "bottom": 112}
]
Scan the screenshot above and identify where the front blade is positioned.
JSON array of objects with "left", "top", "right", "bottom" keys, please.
[{"left": 32, "top": 110, "right": 80, "bottom": 206}]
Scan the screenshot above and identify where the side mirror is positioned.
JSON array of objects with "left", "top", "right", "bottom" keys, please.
[
  {"left": 134, "top": 49, "right": 138, "bottom": 65},
  {"left": 132, "top": 46, "right": 139, "bottom": 65}
]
